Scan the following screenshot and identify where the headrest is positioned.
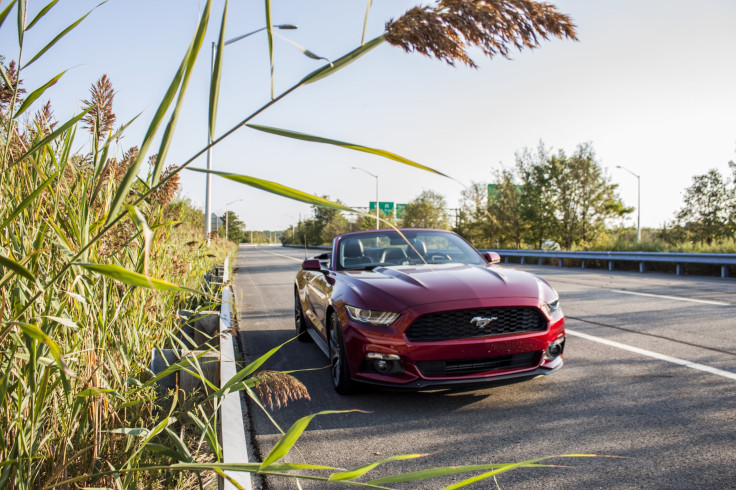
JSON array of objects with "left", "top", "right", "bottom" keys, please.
[
  {"left": 343, "top": 239, "right": 364, "bottom": 258},
  {"left": 408, "top": 239, "right": 427, "bottom": 256}
]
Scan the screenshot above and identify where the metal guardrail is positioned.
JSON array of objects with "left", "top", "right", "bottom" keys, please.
[
  {"left": 480, "top": 249, "right": 735, "bottom": 278},
  {"left": 283, "top": 244, "right": 735, "bottom": 278}
]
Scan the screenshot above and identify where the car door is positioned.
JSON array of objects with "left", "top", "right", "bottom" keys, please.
[{"left": 305, "top": 266, "right": 332, "bottom": 340}]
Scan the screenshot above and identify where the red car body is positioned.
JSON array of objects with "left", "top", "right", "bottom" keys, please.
[{"left": 294, "top": 229, "right": 565, "bottom": 394}]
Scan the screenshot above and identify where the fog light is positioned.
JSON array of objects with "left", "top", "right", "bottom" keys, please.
[
  {"left": 374, "top": 360, "right": 390, "bottom": 373},
  {"left": 544, "top": 337, "right": 565, "bottom": 360},
  {"left": 364, "top": 352, "right": 404, "bottom": 374}
]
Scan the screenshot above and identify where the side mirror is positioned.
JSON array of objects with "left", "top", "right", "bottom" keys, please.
[
  {"left": 483, "top": 251, "right": 501, "bottom": 264},
  {"left": 301, "top": 259, "right": 322, "bottom": 271}
]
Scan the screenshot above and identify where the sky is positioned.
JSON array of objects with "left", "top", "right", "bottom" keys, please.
[{"left": 3, "top": 0, "right": 736, "bottom": 232}]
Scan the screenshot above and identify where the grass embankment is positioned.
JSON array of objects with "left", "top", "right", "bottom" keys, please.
[{"left": 1, "top": 134, "right": 234, "bottom": 488}]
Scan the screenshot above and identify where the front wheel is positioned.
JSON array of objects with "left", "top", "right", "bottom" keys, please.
[{"left": 329, "top": 313, "right": 358, "bottom": 395}]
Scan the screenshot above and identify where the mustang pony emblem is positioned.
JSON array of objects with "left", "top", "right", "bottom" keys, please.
[{"left": 470, "top": 316, "right": 498, "bottom": 329}]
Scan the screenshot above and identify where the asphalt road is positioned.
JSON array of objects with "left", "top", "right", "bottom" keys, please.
[{"left": 233, "top": 245, "right": 736, "bottom": 489}]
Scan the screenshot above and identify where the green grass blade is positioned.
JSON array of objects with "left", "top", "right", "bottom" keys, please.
[
  {"left": 361, "top": 0, "right": 373, "bottom": 45},
  {"left": 16, "top": 0, "right": 25, "bottom": 45},
  {"left": 442, "top": 454, "right": 598, "bottom": 490},
  {"left": 329, "top": 454, "right": 427, "bottom": 481},
  {"left": 44, "top": 315, "right": 78, "bottom": 329},
  {"left": 367, "top": 463, "right": 555, "bottom": 485},
  {"left": 13, "top": 70, "right": 65, "bottom": 118},
  {"left": 300, "top": 35, "right": 384, "bottom": 85},
  {"left": 109, "top": 0, "right": 210, "bottom": 218},
  {"left": 264, "top": 0, "right": 274, "bottom": 99},
  {"left": 77, "top": 263, "right": 202, "bottom": 295},
  {"left": 0, "top": 63, "right": 11, "bottom": 92},
  {"left": 16, "top": 322, "right": 73, "bottom": 378},
  {"left": 0, "top": 253, "right": 35, "bottom": 282},
  {"left": 142, "top": 350, "right": 210, "bottom": 389},
  {"left": 209, "top": 0, "right": 228, "bottom": 142},
  {"left": 150, "top": 0, "right": 210, "bottom": 188},
  {"left": 276, "top": 33, "right": 330, "bottom": 62},
  {"left": 188, "top": 167, "right": 358, "bottom": 213},
  {"left": 247, "top": 124, "right": 450, "bottom": 178},
  {"left": 0, "top": 0, "right": 18, "bottom": 31},
  {"left": 1, "top": 168, "right": 59, "bottom": 229},
  {"left": 165, "top": 427, "right": 193, "bottom": 463},
  {"left": 260, "top": 411, "right": 358, "bottom": 470},
  {"left": 213, "top": 336, "right": 295, "bottom": 398},
  {"left": 25, "top": 0, "right": 58, "bottom": 30},
  {"left": 8, "top": 106, "right": 91, "bottom": 169},
  {"left": 23, "top": 1, "right": 108, "bottom": 67}
]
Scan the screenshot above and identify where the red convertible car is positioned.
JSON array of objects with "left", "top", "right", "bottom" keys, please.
[{"left": 294, "top": 229, "right": 565, "bottom": 394}]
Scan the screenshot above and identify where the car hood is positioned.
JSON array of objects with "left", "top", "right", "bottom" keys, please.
[{"left": 338, "top": 263, "right": 546, "bottom": 310}]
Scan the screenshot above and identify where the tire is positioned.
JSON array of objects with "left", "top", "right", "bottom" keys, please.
[
  {"left": 295, "top": 290, "right": 311, "bottom": 342},
  {"left": 329, "top": 312, "right": 358, "bottom": 395}
]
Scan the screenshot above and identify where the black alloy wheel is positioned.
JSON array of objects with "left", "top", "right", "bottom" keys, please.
[
  {"left": 295, "top": 290, "right": 311, "bottom": 342},
  {"left": 329, "top": 313, "right": 358, "bottom": 395}
]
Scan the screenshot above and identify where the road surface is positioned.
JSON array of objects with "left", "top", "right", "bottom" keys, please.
[{"left": 233, "top": 245, "right": 736, "bottom": 489}]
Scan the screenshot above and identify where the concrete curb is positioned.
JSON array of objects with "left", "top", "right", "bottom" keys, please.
[{"left": 219, "top": 256, "right": 252, "bottom": 490}]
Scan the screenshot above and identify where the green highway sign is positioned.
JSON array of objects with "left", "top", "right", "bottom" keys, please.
[
  {"left": 396, "top": 203, "right": 406, "bottom": 220},
  {"left": 369, "top": 201, "right": 395, "bottom": 214}
]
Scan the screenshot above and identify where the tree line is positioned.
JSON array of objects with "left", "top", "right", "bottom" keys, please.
[
  {"left": 283, "top": 142, "right": 634, "bottom": 249},
  {"left": 282, "top": 141, "right": 736, "bottom": 251}
]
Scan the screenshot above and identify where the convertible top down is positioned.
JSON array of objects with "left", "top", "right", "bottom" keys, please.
[{"left": 294, "top": 229, "right": 565, "bottom": 394}]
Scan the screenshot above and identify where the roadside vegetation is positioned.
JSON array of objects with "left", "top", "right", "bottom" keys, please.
[
  {"left": 1, "top": 63, "right": 234, "bottom": 487},
  {"left": 284, "top": 142, "right": 736, "bottom": 254}
]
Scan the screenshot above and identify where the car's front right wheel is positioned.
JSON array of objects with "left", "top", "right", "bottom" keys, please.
[{"left": 329, "top": 312, "right": 358, "bottom": 395}]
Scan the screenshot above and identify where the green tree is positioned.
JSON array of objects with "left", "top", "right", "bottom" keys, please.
[
  {"left": 551, "top": 144, "right": 630, "bottom": 248},
  {"left": 401, "top": 190, "right": 450, "bottom": 229},
  {"left": 516, "top": 144, "right": 559, "bottom": 248},
  {"left": 455, "top": 182, "right": 492, "bottom": 248},
  {"left": 517, "top": 143, "right": 630, "bottom": 249},
  {"left": 220, "top": 210, "right": 246, "bottom": 243},
  {"left": 675, "top": 168, "right": 730, "bottom": 245},
  {"left": 488, "top": 169, "right": 524, "bottom": 248},
  {"left": 350, "top": 210, "right": 394, "bottom": 232}
]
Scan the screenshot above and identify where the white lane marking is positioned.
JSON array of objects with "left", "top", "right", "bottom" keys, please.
[
  {"left": 258, "top": 250, "right": 304, "bottom": 262},
  {"left": 610, "top": 289, "right": 730, "bottom": 306},
  {"left": 567, "top": 328, "right": 736, "bottom": 381}
]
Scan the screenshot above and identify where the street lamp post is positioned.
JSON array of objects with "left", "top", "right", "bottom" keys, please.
[
  {"left": 204, "top": 24, "right": 297, "bottom": 241},
  {"left": 616, "top": 165, "right": 641, "bottom": 242},
  {"left": 351, "top": 166, "right": 379, "bottom": 230},
  {"left": 225, "top": 198, "right": 244, "bottom": 240}
]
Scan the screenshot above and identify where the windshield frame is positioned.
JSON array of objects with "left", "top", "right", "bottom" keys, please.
[{"left": 333, "top": 229, "right": 486, "bottom": 271}]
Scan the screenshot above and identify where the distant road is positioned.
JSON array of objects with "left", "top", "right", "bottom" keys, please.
[{"left": 234, "top": 245, "right": 736, "bottom": 489}]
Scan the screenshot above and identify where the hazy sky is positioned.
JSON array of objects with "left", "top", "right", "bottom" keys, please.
[{"left": 3, "top": 0, "right": 735, "bottom": 231}]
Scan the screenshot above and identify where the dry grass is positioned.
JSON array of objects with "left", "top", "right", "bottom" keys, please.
[{"left": 385, "top": 0, "right": 577, "bottom": 67}]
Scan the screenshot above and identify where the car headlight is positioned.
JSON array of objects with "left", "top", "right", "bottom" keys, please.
[
  {"left": 542, "top": 297, "right": 561, "bottom": 315},
  {"left": 345, "top": 305, "right": 399, "bottom": 327}
]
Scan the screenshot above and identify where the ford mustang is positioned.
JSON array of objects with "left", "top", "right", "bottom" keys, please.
[{"left": 294, "top": 229, "right": 565, "bottom": 394}]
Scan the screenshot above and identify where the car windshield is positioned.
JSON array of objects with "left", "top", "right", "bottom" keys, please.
[{"left": 336, "top": 230, "right": 485, "bottom": 270}]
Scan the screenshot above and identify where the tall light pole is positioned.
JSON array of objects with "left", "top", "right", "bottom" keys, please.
[
  {"left": 352, "top": 166, "right": 379, "bottom": 230},
  {"left": 225, "top": 198, "right": 243, "bottom": 240},
  {"left": 205, "top": 24, "right": 297, "bottom": 241},
  {"left": 616, "top": 165, "right": 641, "bottom": 242}
]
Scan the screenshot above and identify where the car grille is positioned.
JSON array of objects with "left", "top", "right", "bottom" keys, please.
[
  {"left": 416, "top": 351, "right": 542, "bottom": 376},
  {"left": 405, "top": 307, "right": 546, "bottom": 342}
]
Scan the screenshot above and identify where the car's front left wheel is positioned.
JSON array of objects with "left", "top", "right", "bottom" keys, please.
[{"left": 329, "top": 312, "right": 358, "bottom": 395}]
